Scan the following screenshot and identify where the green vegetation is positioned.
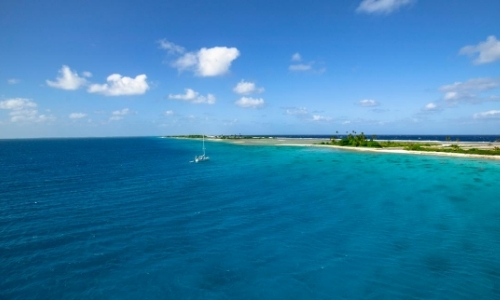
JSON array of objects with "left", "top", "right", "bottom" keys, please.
[
  {"left": 333, "top": 132, "right": 382, "bottom": 147},
  {"left": 404, "top": 144, "right": 500, "bottom": 156},
  {"left": 320, "top": 131, "right": 436, "bottom": 148},
  {"left": 320, "top": 131, "right": 500, "bottom": 156}
]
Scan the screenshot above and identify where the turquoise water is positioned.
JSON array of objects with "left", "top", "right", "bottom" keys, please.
[{"left": 2, "top": 137, "right": 500, "bottom": 299}]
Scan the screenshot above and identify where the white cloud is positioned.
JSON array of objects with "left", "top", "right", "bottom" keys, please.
[
  {"left": 82, "top": 71, "right": 92, "bottom": 78},
  {"left": 358, "top": 99, "right": 379, "bottom": 107},
  {"left": 285, "top": 107, "right": 309, "bottom": 115},
  {"left": 0, "top": 98, "right": 54, "bottom": 123},
  {"left": 88, "top": 74, "right": 149, "bottom": 96},
  {"left": 420, "top": 102, "right": 443, "bottom": 113},
  {"left": 356, "top": 0, "right": 415, "bottom": 15},
  {"left": 109, "top": 108, "right": 130, "bottom": 121},
  {"left": 198, "top": 47, "right": 240, "bottom": 76},
  {"left": 164, "top": 110, "right": 174, "bottom": 116},
  {"left": 112, "top": 108, "right": 130, "bottom": 116},
  {"left": 0, "top": 98, "right": 36, "bottom": 110},
  {"left": 157, "top": 39, "right": 185, "bottom": 55},
  {"left": 291, "top": 53, "right": 301, "bottom": 61},
  {"left": 7, "top": 78, "right": 20, "bottom": 85},
  {"left": 69, "top": 113, "right": 87, "bottom": 119},
  {"left": 439, "top": 77, "right": 500, "bottom": 103},
  {"left": 459, "top": 36, "right": 500, "bottom": 65},
  {"left": 235, "top": 97, "right": 265, "bottom": 109},
  {"left": 289, "top": 64, "right": 312, "bottom": 71},
  {"left": 233, "top": 80, "right": 264, "bottom": 95},
  {"left": 172, "top": 46, "right": 240, "bottom": 77},
  {"left": 46, "top": 65, "right": 88, "bottom": 90},
  {"left": 288, "top": 58, "right": 325, "bottom": 73},
  {"left": 311, "top": 115, "right": 331, "bottom": 122},
  {"left": 168, "top": 88, "right": 216, "bottom": 104},
  {"left": 283, "top": 107, "right": 332, "bottom": 122},
  {"left": 424, "top": 103, "right": 438, "bottom": 111},
  {"left": 172, "top": 52, "right": 197, "bottom": 70},
  {"left": 473, "top": 110, "right": 500, "bottom": 119}
]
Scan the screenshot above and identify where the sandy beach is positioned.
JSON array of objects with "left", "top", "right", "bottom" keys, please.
[{"left": 206, "top": 137, "right": 500, "bottom": 161}]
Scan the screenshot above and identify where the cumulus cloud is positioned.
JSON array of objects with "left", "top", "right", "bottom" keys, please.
[
  {"left": 109, "top": 108, "right": 130, "bottom": 121},
  {"left": 473, "top": 110, "right": 500, "bottom": 119},
  {"left": 0, "top": 98, "right": 36, "bottom": 110},
  {"left": 82, "top": 71, "right": 92, "bottom": 78},
  {"left": 424, "top": 103, "right": 439, "bottom": 111},
  {"left": 164, "top": 110, "right": 174, "bottom": 116},
  {"left": 157, "top": 39, "right": 185, "bottom": 55},
  {"left": 172, "top": 46, "right": 240, "bottom": 77},
  {"left": 46, "top": 65, "right": 88, "bottom": 90},
  {"left": 69, "top": 113, "right": 87, "bottom": 119},
  {"left": 196, "top": 47, "right": 240, "bottom": 76},
  {"left": 88, "top": 74, "right": 149, "bottom": 96},
  {"left": 235, "top": 97, "right": 265, "bottom": 109},
  {"left": 459, "top": 36, "right": 500, "bottom": 65},
  {"left": 0, "top": 98, "right": 54, "bottom": 123},
  {"left": 7, "top": 78, "right": 20, "bottom": 85},
  {"left": 419, "top": 102, "right": 443, "bottom": 114},
  {"left": 291, "top": 53, "right": 302, "bottom": 61},
  {"left": 358, "top": 99, "right": 379, "bottom": 107},
  {"left": 356, "top": 0, "right": 415, "bottom": 15},
  {"left": 439, "top": 77, "right": 500, "bottom": 104},
  {"left": 233, "top": 80, "right": 264, "bottom": 95},
  {"left": 168, "top": 88, "right": 215, "bottom": 104}
]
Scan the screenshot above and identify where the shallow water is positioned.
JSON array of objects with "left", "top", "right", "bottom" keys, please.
[{"left": 1, "top": 137, "right": 500, "bottom": 299}]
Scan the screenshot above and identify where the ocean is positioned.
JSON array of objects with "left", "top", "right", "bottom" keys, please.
[{"left": 2, "top": 137, "right": 500, "bottom": 299}]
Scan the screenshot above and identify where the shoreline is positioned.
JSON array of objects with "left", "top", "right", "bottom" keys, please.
[{"left": 197, "top": 137, "right": 500, "bottom": 161}]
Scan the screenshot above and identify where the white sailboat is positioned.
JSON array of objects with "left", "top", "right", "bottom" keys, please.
[{"left": 194, "top": 135, "right": 209, "bottom": 163}]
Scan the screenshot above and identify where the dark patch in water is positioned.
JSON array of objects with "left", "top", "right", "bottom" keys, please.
[
  {"left": 198, "top": 267, "right": 240, "bottom": 290},
  {"left": 435, "top": 222, "right": 449, "bottom": 232},
  {"left": 381, "top": 199, "right": 396, "bottom": 208},
  {"left": 423, "top": 253, "right": 452, "bottom": 273},
  {"left": 448, "top": 195, "right": 467, "bottom": 203},
  {"left": 461, "top": 239, "right": 475, "bottom": 252},
  {"left": 473, "top": 177, "right": 482, "bottom": 182},
  {"left": 392, "top": 239, "right": 410, "bottom": 252},
  {"left": 433, "top": 183, "right": 448, "bottom": 190}
]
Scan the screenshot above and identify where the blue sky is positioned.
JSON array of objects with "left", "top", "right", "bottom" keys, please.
[{"left": 1, "top": 0, "right": 500, "bottom": 138}]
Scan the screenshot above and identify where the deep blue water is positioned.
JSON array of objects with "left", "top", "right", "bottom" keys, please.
[{"left": 2, "top": 137, "right": 500, "bottom": 299}]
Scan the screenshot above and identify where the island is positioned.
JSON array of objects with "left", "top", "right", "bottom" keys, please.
[{"left": 164, "top": 133, "right": 500, "bottom": 160}]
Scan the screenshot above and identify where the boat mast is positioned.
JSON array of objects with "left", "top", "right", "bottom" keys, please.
[{"left": 202, "top": 135, "right": 206, "bottom": 156}]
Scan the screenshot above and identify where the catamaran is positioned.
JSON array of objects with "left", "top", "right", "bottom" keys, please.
[{"left": 194, "top": 135, "right": 209, "bottom": 163}]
